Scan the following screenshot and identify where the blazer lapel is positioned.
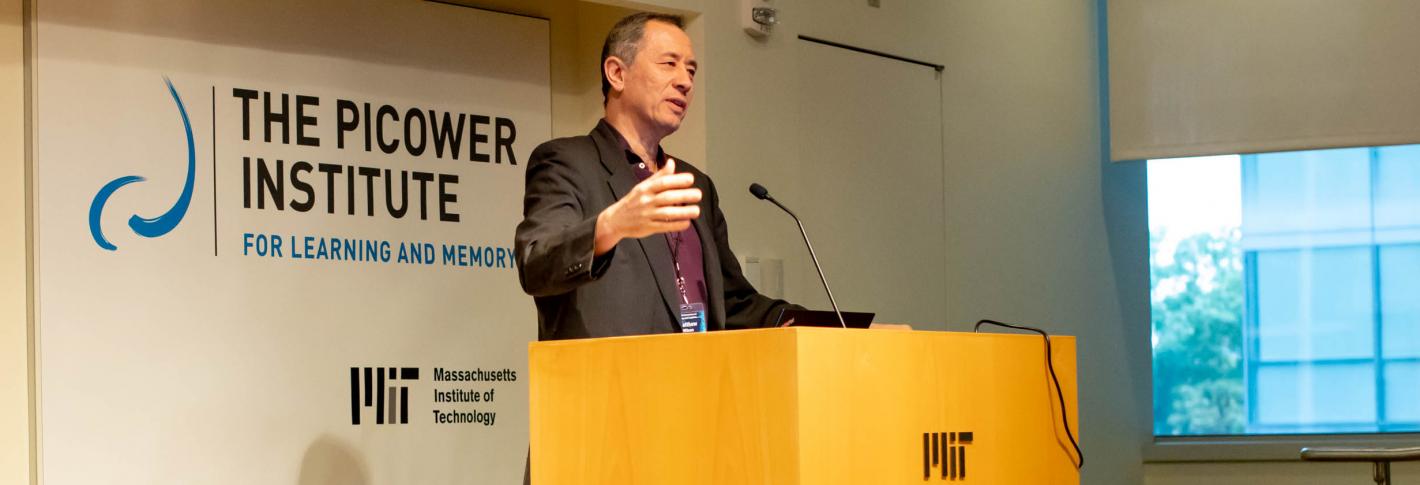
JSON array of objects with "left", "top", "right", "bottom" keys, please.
[{"left": 591, "top": 127, "right": 680, "bottom": 325}]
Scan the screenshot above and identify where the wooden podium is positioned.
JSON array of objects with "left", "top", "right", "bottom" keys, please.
[{"left": 529, "top": 327, "right": 1079, "bottom": 484}]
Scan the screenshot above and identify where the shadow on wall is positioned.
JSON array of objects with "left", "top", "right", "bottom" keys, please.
[{"left": 297, "top": 435, "right": 369, "bottom": 485}]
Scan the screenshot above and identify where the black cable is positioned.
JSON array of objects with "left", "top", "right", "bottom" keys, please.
[{"left": 973, "top": 319, "right": 1084, "bottom": 470}]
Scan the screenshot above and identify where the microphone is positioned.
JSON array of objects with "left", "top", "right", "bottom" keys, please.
[{"left": 748, "top": 183, "right": 846, "bottom": 328}]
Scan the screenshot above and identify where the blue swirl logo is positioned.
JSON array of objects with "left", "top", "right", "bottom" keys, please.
[{"left": 88, "top": 78, "right": 196, "bottom": 251}]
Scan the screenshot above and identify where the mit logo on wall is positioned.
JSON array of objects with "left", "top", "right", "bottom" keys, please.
[
  {"left": 922, "top": 431, "right": 973, "bottom": 481},
  {"left": 351, "top": 367, "right": 419, "bottom": 425}
]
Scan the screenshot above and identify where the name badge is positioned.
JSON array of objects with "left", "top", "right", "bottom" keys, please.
[{"left": 679, "top": 302, "right": 706, "bottom": 333}]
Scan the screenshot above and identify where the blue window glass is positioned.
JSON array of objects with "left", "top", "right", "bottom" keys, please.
[
  {"left": 1381, "top": 245, "right": 1420, "bottom": 359},
  {"left": 1255, "top": 363, "right": 1375, "bottom": 429},
  {"left": 1243, "top": 147, "right": 1370, "bottom": 239},
  {"left": 1376, "top": 146, "right": 1420, "bottom": 235},
  {"left": 1385, "top": 362, "right": 1420, "bottom": 423},
  {"left": 1150, "top": 144, "right": 1420, "bottom": 436},
  {"left": 1255, "top": 248, "right": 1374, "bottom": 362}
]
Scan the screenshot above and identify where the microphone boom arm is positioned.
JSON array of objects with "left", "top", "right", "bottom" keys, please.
[{"left": 763, "top": 196, "right": 847, "bottom": 329}]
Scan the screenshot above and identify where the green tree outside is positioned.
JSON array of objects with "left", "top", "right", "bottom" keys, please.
[{"left": 1151, "top": 229, "right": 1246, "bottom": 435}]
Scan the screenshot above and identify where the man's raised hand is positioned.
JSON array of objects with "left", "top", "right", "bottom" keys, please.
[{"left": 593, "top": 158, "right": 702, "bottom": 255}]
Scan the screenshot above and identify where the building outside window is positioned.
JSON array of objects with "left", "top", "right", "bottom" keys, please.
[{"left": 1149, "top": 145, "right": 1420, "bottom": 436}]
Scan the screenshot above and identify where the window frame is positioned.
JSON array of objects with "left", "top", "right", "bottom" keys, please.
[
  {"left": 1145, "top": 147, "right": 1420, "bottom": 462},
  {"left": 1145, "top": 432, "right": 1420, "bottom": 462}
]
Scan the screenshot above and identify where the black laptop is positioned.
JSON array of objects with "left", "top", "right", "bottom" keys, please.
[{"left": 774, "top": 309, "right": 875, "bottom": 329}]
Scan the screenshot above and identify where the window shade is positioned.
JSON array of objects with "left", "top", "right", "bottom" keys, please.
[{"left": 1108, "top": 0, "right": 1420, "bottom": 162}]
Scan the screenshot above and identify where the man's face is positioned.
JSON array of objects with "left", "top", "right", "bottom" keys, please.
[{"left": 614, "top": 21, "right": 697, "bottom": 136}]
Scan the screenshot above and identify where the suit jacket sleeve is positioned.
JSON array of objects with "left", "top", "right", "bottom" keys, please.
[
  {"left": 514, "top": 141, "right": 613, "bottom": 297},
  {"left": 707, "top": 176, "right": 806, "bottom": 329}
]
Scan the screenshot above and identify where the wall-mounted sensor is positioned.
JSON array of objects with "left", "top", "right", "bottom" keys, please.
[{"left": 742, "top": 0, "right": 778, "bottom": 38}]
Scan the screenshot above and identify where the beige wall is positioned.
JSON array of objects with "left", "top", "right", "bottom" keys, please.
[
  {"left": 596, "top": 1, "right": 1397, "bottom": 484},
  {"left": 595, "top": 0, "right": 1145, "bottom": 482},
  {"left": 1, "top": 0, "right": 32, "bottom": 483}
]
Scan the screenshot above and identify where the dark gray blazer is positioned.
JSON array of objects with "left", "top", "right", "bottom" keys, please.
[{"left": 515, "top": 121, "right": 800, "bottom": 340}]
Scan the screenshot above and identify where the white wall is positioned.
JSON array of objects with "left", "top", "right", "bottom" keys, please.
[
  {"left": 1, "top": 0, "right": 32, "bottom": 484},
  {"left": 638, "top": 1, "right": 1407, "bottom": 484},
  {"left": 700, "top": 1, "right": 1145, "bottom": 483}
]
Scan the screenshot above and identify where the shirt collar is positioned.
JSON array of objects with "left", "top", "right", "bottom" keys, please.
[{"left": 597, "top": 119, "right": 666, "bottom": 167}]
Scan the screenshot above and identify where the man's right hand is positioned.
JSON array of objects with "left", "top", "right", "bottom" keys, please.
[{"left": 594, "top": 158, "right": 702, "bottom": 255}]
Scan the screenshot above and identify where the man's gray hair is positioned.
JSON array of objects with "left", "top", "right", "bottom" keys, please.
[{"left": 601, "top": 12, "right": 686, "bottom": 104}]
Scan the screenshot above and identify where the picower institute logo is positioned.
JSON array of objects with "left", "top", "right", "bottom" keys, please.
[
  {"left": 922, "top": 431, "right": 973, "bottom": 481},
  {"left": 351, "top": 367, "right": 419, "bottom": 425},
  {"left": 88, "top": 77, "right": 196, "bottom": 251}
]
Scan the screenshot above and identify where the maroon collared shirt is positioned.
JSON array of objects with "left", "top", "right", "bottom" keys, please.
[
  {"left": 604, "top": 122, "right": 708, "bottom": 308},
  {"left": 628, "top": 156, "right": 707, "bottom": 307}
]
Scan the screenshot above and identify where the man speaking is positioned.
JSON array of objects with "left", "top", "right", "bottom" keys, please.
[{"left": 515, "top": 12, "right": 801, "bottom": 340}]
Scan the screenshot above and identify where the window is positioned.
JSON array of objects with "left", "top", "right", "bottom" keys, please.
[{"left": 1150, "top": 145, "right": 1420, "bottom": 436}]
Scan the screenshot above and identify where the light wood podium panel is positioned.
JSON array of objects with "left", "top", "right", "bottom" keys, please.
[{"left": 529, "top": 327, "right": 1079, "bottom": 484}]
